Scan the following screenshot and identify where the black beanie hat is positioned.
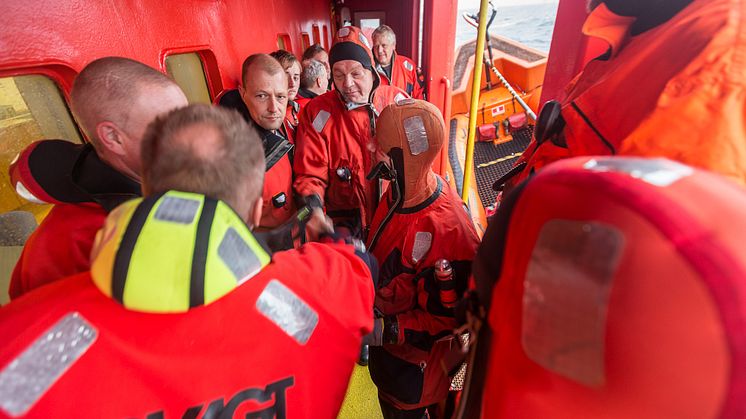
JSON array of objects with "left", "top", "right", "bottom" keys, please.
[
  {"left": 329, "top": 42, "right": 374, "bottom": 73},
  {"left": 329, "top": 26, "right": 381, "bottom": 94}
]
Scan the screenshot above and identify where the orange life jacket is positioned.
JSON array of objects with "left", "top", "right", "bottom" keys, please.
[
  {"left": 507, "top": 0, "right": 746, "bottom": 192},
  {"left": 476, "top": 156, "right": 746, "bottom": 419},
  {"left": 376, "top": 52, "right": 425, "bottom": 100}
]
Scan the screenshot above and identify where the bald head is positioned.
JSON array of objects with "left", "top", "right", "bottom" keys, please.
[
  {"left": 241, "top": 54, "right": 285, "bottom": 87},
  {"left": 141, "top": 104, "right": 265, "bottom": 224},
  {"left": 71, "top": 57, "right": 188, "bottom": 181}
]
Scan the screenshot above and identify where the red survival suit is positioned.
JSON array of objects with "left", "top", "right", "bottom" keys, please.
[
  {"left": 284, "top": 100, "right": 299, "bottom": 143},
  {"left": 217, "top": 89, "right": 296, "bottom": 230},
  {"left": 366, "top": 100, "right": 480, "bottom": 412},
  {"left": 295, "top": 87, "right": 319, "bottom": 110},
  {"left": 375, "top": 52, "right": 425, "bottom": 100},
  {"left": 255, "top": 126, "right": 297, "bottom": 230},
  {"left": 0, "top": 191, "right": 376, "bottom": 418},
  {"left": 294, "top": 26, "right": 407, "bottom": 238},
  {"left": 469, "top": 156, "right": 746, "bottom": 419},
  {"left": 8, "top": 140, "right": 140, "bottom": 300},
  {"left": 505, "top": 0, "right": 746, "bottom": 192}
]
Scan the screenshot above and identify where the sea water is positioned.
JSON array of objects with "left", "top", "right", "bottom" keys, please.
[{"left": 456, "top": 3, "right": 560, "bottom": 53}]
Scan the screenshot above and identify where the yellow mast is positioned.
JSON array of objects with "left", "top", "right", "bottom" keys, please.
[{"left": 461, "top": 0, "right": 490, "bottom": 203}]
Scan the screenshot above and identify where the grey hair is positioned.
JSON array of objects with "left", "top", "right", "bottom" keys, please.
[
  {"left": 301, "top": 59, "right": 327, "bottom": 89},
  {"left": 372, "top": 25, "right": 396, "bottom": 43}
]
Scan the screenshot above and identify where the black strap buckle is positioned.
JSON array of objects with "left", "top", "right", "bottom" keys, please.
[{"left": 271, "top": 192, "right": 287, "bottom": 208}]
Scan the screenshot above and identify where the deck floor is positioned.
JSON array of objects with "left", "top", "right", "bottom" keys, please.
[{"left": 473, "top": 127, "right": 533, "bottom": 207}]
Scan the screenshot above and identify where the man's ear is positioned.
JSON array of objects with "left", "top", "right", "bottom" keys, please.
[
  {"left": 315, "top": 77, "right": 324, "bottom": 89},
  {"left": 95, "top": 121, "right": 126, "bottom": 157},
  {"left": 249, "top": 197, "right": 263, "bottom": 230}
]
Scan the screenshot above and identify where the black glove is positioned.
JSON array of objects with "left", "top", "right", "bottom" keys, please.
[
  {"left": 362, "top": 317, "right": 399, "bottom": 346},
  {"left": 303, "top": 193, "right": 323, "bottom": 209}
]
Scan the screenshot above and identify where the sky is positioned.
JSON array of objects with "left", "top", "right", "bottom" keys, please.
[{"left": 458, "top": 0, "right": 558, "bottom": 9}]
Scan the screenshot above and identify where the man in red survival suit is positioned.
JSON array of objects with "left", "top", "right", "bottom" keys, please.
[
  {"left": 218, "top": 54, "right": 297, "bottom": 232},
  {"left": 8, "top": 57, "right": 188, "bottom": 300},
  {"left": 371, "top": 25, "right": 426, "bottom": 100},
  {"left": 0, "top": 104, "right": 378, "bottom": 419},
  {"left": 294, "top": 26, "right": 408, "bottom": 240},
  {"left": 296, "top": 58, "right": 328, "bottom": 109},
  {"left": 502, "top": 0, "right": 746, "bottom": 194},
  {"left": 365, "top": 99, "right": 480, "bottom": 418}
]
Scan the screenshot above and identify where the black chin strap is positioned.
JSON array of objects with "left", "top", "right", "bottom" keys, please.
[{"left": 366, "top": 148, "right": 405, "bottom": 253}]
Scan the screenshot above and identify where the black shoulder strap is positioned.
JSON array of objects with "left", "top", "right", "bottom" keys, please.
[
  {"left": 263, "top": 131, "right": 293, "bottom": 171},
  {"left": 458, "top": 179, "right": 530, "bottom": 418}
]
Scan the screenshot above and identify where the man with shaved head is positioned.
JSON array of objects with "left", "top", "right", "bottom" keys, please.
[
  {"left": 217, "top": 53, "right": 296, "bottom": 233},
  {"left": 71, "top": 57, "right": 189, "bottom": 181},
  {"left": 9, "top": 56, "right": 187, "bottom": 299}
]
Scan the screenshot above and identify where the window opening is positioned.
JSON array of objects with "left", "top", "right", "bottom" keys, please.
[
  {"left": 164, "top": 53, "right": 211, "bottom": 104},
  {"left": 0, "top": 74, "right": 81, "bottom": 218}
]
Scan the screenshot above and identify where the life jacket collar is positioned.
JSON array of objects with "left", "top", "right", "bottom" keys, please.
[
  {"left": 90, "top": 190, "right": 271, "bottom": 313},
  {"left": 582, "top": 3, "right": 637, "bottom": 58}
]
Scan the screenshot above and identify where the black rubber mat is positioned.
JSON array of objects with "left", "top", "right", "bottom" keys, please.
[{"left": 473, "top": 127, "right": 533, "bottom": 207}]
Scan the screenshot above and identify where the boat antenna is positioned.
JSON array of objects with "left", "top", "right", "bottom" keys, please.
[
  {"left": 462, "top": 2, "right": 537, "bottom": 120},
  {"left": 464, "top": 3, "right": 498, "bottom": 90},
  {"left": 484, "top": 2, "right": 497, "bottom": 90}
]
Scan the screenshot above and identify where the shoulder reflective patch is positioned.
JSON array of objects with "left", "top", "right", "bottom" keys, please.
[
  {"left": 337, "top": 27, "right": 350, "bottom": 38},
  {"left": 522, "top": 220, "right": 623, "bottom": 387},
  {"left": 14, "top": 182, "right": 45, "bottom": 205},
  {"left": 403, "top": 115, "right": 429, "bottom": 156},
  {"left": 583, "top": 157, "right": 693, "bottom": 187},
  {"left": 403, "top": 60, "right": 414, "bottom": 71},
  {"left": 0, "top": 313, "right": 97, "bottom": 416},
  {"left": 359, "top": 33, "right": 372, "bottom": 49},
  {"left": 411, "top": 231, "right": 432, "bottom": 264},
  {"left": 256, "top": 280, "right": 319, "bottom": 345},
  {"left": 394, "top": 93, "right": 408, "bottom": 104},
  {"left": 313, "top": 110, "right": 331, "bottom": 133},
  {"left": 154, "top": 196, "right": 201, "bottom": 224},
  {"left": 218, "top": 227, "right": 262, "bottom": 284}
]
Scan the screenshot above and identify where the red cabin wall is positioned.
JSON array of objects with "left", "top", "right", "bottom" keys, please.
[
  {"left": 422, "top": 0, "right": 458, "bottom": 175},
  {"left": 0, "top": 0, "right": 334, "bottom": 99}
]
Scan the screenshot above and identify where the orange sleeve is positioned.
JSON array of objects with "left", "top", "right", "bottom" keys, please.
[
  {"left": 275, "top": 242, "right": 376, "bottom": 337},
  {"left": 293, "top": 104, "right": 330, "bottom": 203}
]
